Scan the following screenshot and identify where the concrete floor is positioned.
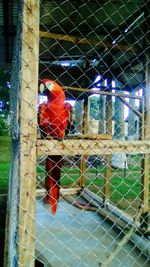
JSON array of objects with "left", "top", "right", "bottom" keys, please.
[{"left": 36, "top": 196, "right": 150, "bottom": 267}]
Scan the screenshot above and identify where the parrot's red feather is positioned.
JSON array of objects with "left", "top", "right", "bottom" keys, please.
[
  {"left": 39, "top": 80, "right": 72, "bottom": 214},
  {"left": 50, "top": 184, "right": 60, "bottom": 215}
]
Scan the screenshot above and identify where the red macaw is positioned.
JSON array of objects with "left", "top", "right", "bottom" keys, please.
[{"left": 39, "top": 79, "right": 73, "bottom": 214}]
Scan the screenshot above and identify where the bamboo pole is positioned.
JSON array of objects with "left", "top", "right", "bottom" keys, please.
[{"left": 18, "top": 1, "right": 39, "bottom": 266}]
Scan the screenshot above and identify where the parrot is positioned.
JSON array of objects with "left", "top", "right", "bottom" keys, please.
[{"left": 39, "top": 79, "right": 73, "bottom": 214}]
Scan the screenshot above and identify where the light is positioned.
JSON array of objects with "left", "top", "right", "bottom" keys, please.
[
  {"left": 112, "top": 89, "right": 115, "bottom": 102},
  {"left": 94, "top": 75, "right": 101, "bottom": 83},
  {"left": 61, "top": 62, "right": 70, "bottom": 66},
  {"left": 65, "top": 100, "right": 75, "bottom": 106},
  {"left": 104, "top": 79, "right": 107, "bottom": 86},
  {"left": 7, "top": 82, "right": 11, "bottom": 88},
  {"left": 38, "top": 95, "right": 47, "bottom": 105},
  {"left": 93, "top": 75, "right": 101, "bottom": 88},
  {"left": 135, "top": 89, "right": 143, "bottom": 107},
  {"left": 112, "top": 80, "right": 115, "bottom": 88}
]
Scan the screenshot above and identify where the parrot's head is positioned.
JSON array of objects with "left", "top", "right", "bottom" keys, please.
[{"left": 39, "top": 79, "right": 65, "bottom": 102}]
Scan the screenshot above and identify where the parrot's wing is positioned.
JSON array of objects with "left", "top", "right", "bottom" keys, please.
[{"left": 38, "top": 103, "right": 50, "bottom": 138}]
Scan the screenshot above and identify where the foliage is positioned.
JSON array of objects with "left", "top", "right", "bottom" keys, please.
[
  {"left": 90, "top": 95, "right": 99, "bottom": 120},
  {"left": 0, "top": 136, "right": 11, "bottom": 193},
  {"left": 0, "top": 116, "right": 9, "bottom": 135},
  {"left": 0, "top": 67, "right": 11, "bottom": 105}
]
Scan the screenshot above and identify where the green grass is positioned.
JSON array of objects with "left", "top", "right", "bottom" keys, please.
[{"left": 0, "top": 136, "right": 11, "bottom": 193}]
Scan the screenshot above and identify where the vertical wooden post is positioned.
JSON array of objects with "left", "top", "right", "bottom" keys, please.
[
  {"left": 79, "top": 96, "right": 89, "bottom": 187},
  {"left": 139, "top": 96, "right": 145, "bottom": 140},
  {"left": 104, "top": 86, "right": 112, "bottom": 203},
  {"left": 98, "top": 93, "right": 106, "bottom": 134},
  {"left": 106, "top": 93, "right": 113, "bottom": 136},
  {"left": 128, "top": 93, "right": 137, "bottom": 137},
  {"left": 18, "top": 1, "right": 39, "bottom": 266},
  {"left": 74, "top": 100, "right": 84, "bottom": 133},
  {"left": 112, "top": 93, "right": 127, "bottom": 171},
  {"left": 141, "top": 97, "right": 145, "bottom": 139},
  {"left": 82, "top": 96, "right": 90, "bottom": 135},
  {"left": 140, "top": 0, "right": 150, "bottom": 229},
  {"left": 79, "top": 156, "right": 86, "bottom": 188},
  {"left": 140, "top": 66, "right": 150, "bottom": 228}
]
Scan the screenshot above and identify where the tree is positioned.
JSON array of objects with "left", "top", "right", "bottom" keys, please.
[
  {"left": 90, "top": 95, "right": 99, "bottom": 119},
  {"left": 0, "top": 67, "right": 11, "bottom": 109}
]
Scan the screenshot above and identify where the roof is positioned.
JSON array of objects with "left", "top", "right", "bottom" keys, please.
[{"left": 0, "top": 0, "right": 147, "bottom": 95}]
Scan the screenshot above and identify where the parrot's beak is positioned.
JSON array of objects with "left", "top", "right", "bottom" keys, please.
[
  {"left": 39, "top": 82, "right": 54, "bottom": 95},
  {"left": 39, "top": 83, "right": 50, "bottom": 96},
  {"left": 39, "top": 83, "right": 45, "bottom": 94}
]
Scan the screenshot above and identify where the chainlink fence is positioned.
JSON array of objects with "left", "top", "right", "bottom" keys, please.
[{"left": 8, "top": 0, "right": 150, "bottom": 267}]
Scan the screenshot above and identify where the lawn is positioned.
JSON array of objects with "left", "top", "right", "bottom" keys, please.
[
  {"left": 0, "top": 135, "right": 11, "bottom": 193},
  {"left": 37, "top": 155, "right": 143, "bottom": 215},
  {"left": 0, "top": 135, "right": 149, "bottom": 216}
]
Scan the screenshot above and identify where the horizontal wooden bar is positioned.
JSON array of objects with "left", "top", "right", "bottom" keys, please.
[
  {"left": 40, "top": 31, "right": 138, "bottom": 52},
  {"left": 67, "top": 134, "right": 112, "bottom": 140},
  {"left": 36, "top": 188, "right": 79, "bottom": 197},
  {"left": 37, "top": 139, "right": 150, "bottom": 156}
]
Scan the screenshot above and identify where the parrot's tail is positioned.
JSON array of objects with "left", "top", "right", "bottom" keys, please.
[{"left": 44, "top": 156, "right": 62, "bottom": 214}]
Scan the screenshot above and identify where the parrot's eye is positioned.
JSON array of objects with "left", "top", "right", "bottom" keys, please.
[{"left": 39, "top": 83, "right": 45, "bottom": 93}]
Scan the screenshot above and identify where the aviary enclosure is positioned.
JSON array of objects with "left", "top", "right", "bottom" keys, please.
[{"left": 7, "top": 0, "right": 150, "bottom": 266}]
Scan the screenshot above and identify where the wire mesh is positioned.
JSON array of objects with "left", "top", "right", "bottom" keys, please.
[{"left": 8, "top": 0, "right": 150, "bottom": 267}]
